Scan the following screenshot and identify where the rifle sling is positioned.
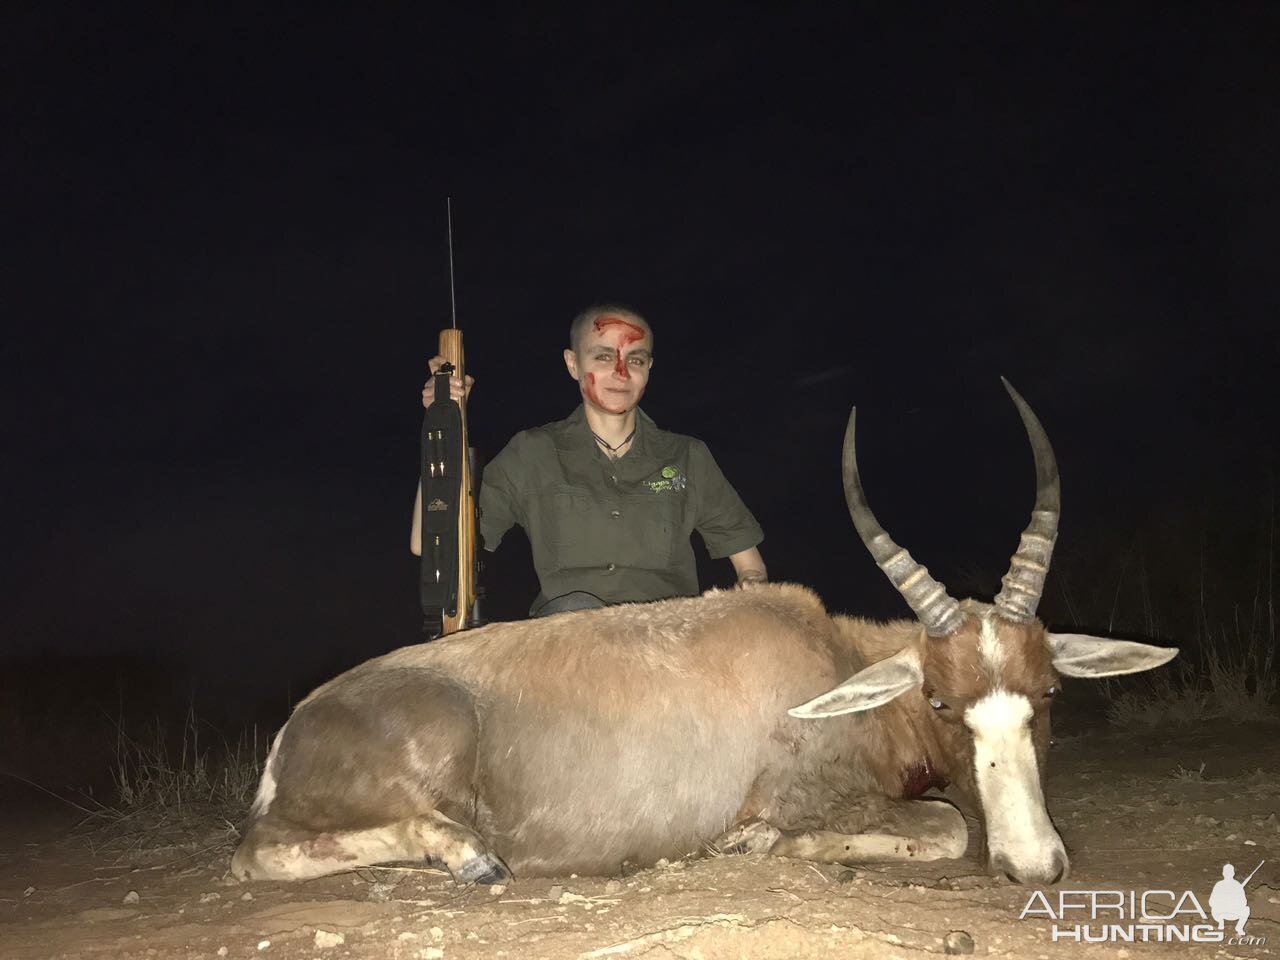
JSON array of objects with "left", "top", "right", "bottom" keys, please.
[{"left": 419, "top": 372, "right": 464, "bottom": 626}]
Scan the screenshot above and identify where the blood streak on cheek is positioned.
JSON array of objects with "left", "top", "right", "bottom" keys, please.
[
  {"left": 594, "top": 316, "right": 645, "bottom": 379},
  {"left": 583, "top": 372, "right": 602, "bottom": 407}
]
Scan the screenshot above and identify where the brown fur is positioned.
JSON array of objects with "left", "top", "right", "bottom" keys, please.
[
  {"left": 233, "top": 586, "right": 1067, "bottom": 880},
  {"left": 236, "top": 585, "right": 954, "bottom": 877}
]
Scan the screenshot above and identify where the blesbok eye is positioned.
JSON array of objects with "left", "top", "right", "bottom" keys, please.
[
  {"left": 1044, "top": 685, "right": 1058, "bottom": 699},
  {"left": 928, "top": 696, "right": 947, "bottom": 711}
]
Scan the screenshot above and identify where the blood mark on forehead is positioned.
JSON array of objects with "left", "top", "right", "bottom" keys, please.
[
  {"left": 593, "top": 314, "right": 646, "bottom": 341},
  {"left": 592, "top": 315, "right": 647, "bottom": 379}
]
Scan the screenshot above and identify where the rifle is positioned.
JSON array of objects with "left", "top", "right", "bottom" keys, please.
[{"left": 418, "top": 199, "right": 481, "bottom": 637}]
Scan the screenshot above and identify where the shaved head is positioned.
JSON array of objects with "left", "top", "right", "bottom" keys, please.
[{"left": 569, "top": 304, "right": 653, "bottom": 354}]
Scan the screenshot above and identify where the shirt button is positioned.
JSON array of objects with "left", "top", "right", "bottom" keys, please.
[
  {"left": 610, "top": 510, "right": 621, "bottom": 519},
  {"left": 606, "top": 562, "right": 616, "bottom": 572}
]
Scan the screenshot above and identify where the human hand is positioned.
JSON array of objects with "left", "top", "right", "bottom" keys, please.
[
  {"left": 729, "top": 547, "right": 767, "bottom": 588},
  {"left": 421, "top": 355, "right": 475, "bottom": 409}
]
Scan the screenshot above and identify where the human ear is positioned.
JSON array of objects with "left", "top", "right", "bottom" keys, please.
[{"left": 563, "top": 348, "right": 580, "bottom": 382}]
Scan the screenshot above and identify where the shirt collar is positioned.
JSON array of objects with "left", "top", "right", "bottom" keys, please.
[{"left": 560, "top": 404, "right": 661, "bottom": 461}]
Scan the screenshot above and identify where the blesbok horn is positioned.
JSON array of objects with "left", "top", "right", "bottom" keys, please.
[
  {"left": 842, "top": 409, "right": 963, "bottom": 637},
  {"left": 993, "top": 378, "right": 1061, "bottom": 623}
]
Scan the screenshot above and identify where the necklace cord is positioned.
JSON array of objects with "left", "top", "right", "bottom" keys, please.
[{"left": 592, "top": 428, "right": 636, "bottom": 456}]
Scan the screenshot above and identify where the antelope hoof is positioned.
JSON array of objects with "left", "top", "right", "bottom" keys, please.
[
  {"left": 716, "top": 819, "right": 782, "bottom": 856},
  {"left": 456, "top": 852, "right": 512, "bottom": 885}
]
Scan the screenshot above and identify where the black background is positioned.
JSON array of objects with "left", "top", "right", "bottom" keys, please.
[{"left": 3, "top": 5, "right": 1276, "bottom": 709}]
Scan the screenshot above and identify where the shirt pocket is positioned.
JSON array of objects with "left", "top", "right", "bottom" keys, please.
[
  {"left": 539, "top": 485, "right": 606, "bottom": 569},
  {"left": 623, "top": 491, "right": 682, "bottom": 570},
  {"left": 537, "top": 485, "right": 684, "bottom": 573}
]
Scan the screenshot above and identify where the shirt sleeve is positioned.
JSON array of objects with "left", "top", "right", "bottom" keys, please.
[
  {"left": 688, "top": 439, "right": 764, "bottom": 559},
  {"left": 478, "top": 435, "right": 527, "bottom": 553}
]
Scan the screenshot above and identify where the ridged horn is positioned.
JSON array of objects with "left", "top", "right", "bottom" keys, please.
[
  {"left": 842, "top": 408, "right": 963, "bottom": 637},
  {"left": 993, "top": 378, "right": 1060, "bottom": 623}
]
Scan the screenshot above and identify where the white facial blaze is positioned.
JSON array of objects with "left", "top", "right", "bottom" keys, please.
[
  {"left": 965, "top": 690, "right": 1067, "bottom": 883},
  {"left": 978, "top": 609, "right": 1006, "bottom": 673}
]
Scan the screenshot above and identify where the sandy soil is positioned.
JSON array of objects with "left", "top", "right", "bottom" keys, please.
[{"left": 3, "top": 720, "right": 1278, "bottom": 960}]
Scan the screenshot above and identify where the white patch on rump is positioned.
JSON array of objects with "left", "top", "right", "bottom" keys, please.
[
  {"left": 248, "top": 728, "right": 286, "bottom": 819},
  {"left": 965, "top": 690, "right": 1067, "bottom": 884}
]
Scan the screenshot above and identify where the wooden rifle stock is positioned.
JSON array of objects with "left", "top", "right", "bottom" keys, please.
[
  {"left": 419, "top": 199, "right": 480, "bottom": 638},
  {"left": 437, "top": 328, "right": 477, "bottom": 635}
]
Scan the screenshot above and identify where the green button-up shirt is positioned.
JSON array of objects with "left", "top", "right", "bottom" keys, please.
[{"left": 479, "top": 405, "right": 763, "bottom": 608}]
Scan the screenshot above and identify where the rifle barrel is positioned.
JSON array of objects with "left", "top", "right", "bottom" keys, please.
[{"left": 446, "top": 198, "right": 457, "bottom": 329}]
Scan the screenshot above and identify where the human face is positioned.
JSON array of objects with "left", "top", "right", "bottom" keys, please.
[{"left": 564, "top": 314, "right": 654, "bottom": 415}]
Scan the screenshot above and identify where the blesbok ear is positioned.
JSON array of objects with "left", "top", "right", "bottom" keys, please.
[
  {"left": 788, "top": 647, "right": 923, "bottom": 719},
  {"left": 1047, "top": 633, "right": 1179, "bottom": 678}
]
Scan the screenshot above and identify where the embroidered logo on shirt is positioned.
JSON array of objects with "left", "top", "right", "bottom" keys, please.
[{"left": 645, "top": 466, "right": 686, "bottom": 493}]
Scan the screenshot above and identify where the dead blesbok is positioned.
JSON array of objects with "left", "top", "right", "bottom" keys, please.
[{"left": 232, "top": 381, "right": 1175, "bottom": 886}]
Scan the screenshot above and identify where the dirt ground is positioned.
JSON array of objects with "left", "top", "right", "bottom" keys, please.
[{"left": 2, "top": 718, "right": 1278, "bottom": 960}]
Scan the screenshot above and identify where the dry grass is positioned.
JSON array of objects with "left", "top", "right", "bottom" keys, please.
[
  {"left": 110, "top": 706, "right": 262, "bottom": 811},
  {"left": 70, "top": 707, "right": 266, "bottom": 856},
  {"left": 1048, "top": 508, "right": 1277, "bottom": 730},
  {"left": 1103, "top": 598, "right": 1276, "bottom": 728}
]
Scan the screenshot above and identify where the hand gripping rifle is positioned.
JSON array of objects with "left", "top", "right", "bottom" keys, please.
[{"left": 419, "top": 200, "right": 482, "bottom": 638}]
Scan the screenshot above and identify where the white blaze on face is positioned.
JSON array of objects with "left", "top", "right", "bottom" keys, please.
[
  {"left": 978, "top": 609, "right": 1006, "bottom": 674},
  {"left": 965, "top": 690, "right": 1068, "bottom": 884}
]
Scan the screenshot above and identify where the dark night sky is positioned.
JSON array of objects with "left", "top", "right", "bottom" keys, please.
[{"left": 3, "top": 5, "right": 1277, "bottom": 701}]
